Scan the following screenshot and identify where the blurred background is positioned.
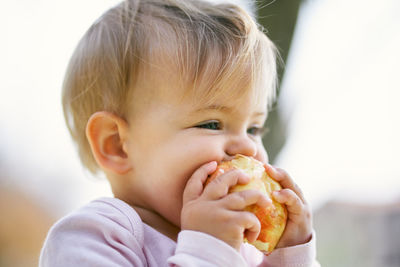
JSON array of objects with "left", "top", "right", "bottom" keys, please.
[{"left": 0, "top": 0, "right": 399, "bottom": 266}]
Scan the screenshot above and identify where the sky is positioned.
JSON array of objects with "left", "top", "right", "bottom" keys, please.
[{"left": 0, "top": 0, "right": 399, "bottom": 215}]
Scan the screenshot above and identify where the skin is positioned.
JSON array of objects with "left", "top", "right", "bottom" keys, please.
[{"left": 86, "top": 74, "right": 312, "bottom": 252}]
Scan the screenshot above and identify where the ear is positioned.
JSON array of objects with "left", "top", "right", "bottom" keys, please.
[{"left": 86, "top": 111, "right": 132, "bottom": 174}]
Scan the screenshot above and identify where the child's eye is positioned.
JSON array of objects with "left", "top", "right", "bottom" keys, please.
[
  {"left": 247, "top": 126, "right": 269, "bottom": 137},
  {"left": 195, "top": 120, "right": 221, "bottom": 130}
]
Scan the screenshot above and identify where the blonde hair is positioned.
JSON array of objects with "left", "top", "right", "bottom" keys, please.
[{"left": 62, "top": 0, "right": 278, "bottom": 173}]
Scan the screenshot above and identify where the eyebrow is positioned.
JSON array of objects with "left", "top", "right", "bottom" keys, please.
[
  {"left": 194, "top": 105, "right": 232, "bottom": 112},
  {"left": 194, "top": 104, "right": 266, "bottom": 117}
]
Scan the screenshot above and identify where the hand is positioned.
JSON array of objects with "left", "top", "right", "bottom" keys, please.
[
  {"left": 181, "top": 161, "right": 272, "bottom": 251},
  {"left": 264, "top": 164, "right": 313, "bottom": 248}
]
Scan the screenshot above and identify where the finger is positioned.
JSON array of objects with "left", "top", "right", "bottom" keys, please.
[
  {"left": 222, "top": 190, "right": 272, "bottom": 211},
  {"left": 236, "top": 212, "right": 261, "bottom": 243},
  {"left": 203, "top": 169, "right": 250, "bottom": 200},
  {"left": 264, "top": 164, "right": 306, "bottom": 203},
  {"left": 272, "top": 189, "right": 303, "bottom": 216},
  {"left": 183, "top": 161, "right": 217, "bottom": 203}
]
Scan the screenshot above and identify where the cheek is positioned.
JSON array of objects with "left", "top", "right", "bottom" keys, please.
[
  {"left": 255, "top": 142, "right": 269, "bottom": 164},
  {"left": 172, "top": 139, "right": 224, "bottom": 191},
  {"left": 181, "top": 136, "right": 225, "bottom": 162}
]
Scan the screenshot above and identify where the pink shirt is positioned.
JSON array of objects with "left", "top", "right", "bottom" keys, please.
[{"left": 40, "top": 197, "right": 320, "bottom": 266}]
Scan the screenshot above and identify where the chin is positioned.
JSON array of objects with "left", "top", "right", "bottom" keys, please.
[{"left": 207, "top": 154, "right": 287, "bottom": 253}]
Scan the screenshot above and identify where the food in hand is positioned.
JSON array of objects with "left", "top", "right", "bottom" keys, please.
[{"left": 207, "top": 154, "right": 287, "bottom": 253}]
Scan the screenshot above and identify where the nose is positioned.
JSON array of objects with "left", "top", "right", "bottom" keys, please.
[{"left": 224, "top": 133, "right": 257, "bottom": 159}]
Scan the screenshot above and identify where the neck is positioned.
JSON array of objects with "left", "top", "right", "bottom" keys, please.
[
  {"left": 132, "top": 205, "right": 180, "bottom": 242},
  {"left": 110, "top": 178, "right": 180, "bottom": 241}
]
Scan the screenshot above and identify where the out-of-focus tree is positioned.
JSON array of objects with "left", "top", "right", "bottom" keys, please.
[{"left": 257, "top": 0, "right": 303, "bottom": 163}]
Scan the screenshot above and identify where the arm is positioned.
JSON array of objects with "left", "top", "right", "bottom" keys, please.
[
  {"left": 171, "top": 161, "right": 270, "bottom": 266},
  {"left": 264, "top": 231, "right": 321, "bottom": 267},
  {"left": 241, "top": 232, "right": 321, "bottom": 267},
  {"left": 168, "top": 230, "right": 247, "bottom": 267},
  {"left": 175, "top": 161, "right": 320, "bottom": 267},
  {"left": 180, "top": 161, "right": 271, "bottom": 250}
]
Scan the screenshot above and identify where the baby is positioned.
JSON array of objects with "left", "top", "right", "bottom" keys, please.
[{"left": 40, "top": 0, "right": 319, "bottom": 266}]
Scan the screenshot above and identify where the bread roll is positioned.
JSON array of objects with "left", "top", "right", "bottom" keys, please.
[{"left": 207, "top": 154, "right": 287, "bottom": 253}]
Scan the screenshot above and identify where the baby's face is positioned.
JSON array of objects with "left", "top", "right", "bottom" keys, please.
[{"left": 123, "top": 82, "right": 269, "bottom": 230}]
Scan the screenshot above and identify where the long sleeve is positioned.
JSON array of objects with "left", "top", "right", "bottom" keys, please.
[
  {"left": 168, "top": 230, "right": 247, "bottom": 267},
  {"left": 241, "top": 231, "right": 321, "bottom": 267},
  {"left": 169, "top": 230, "right": 320, "bottom": 267}
]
